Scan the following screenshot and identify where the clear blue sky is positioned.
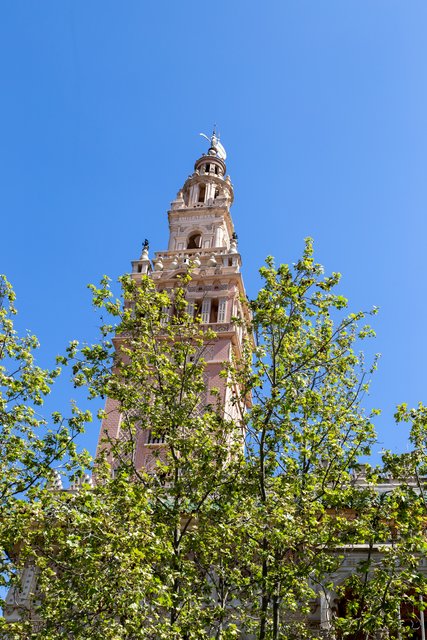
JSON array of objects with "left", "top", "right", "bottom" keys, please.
[{"left": 1, "top": 1, "right": 426, "bottom": 459}]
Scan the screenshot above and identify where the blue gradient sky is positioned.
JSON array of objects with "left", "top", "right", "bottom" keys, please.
[{"left": 1, "top": 1, "right": 426, "bottom": 459}]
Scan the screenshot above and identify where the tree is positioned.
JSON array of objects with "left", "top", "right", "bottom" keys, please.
[
  {"left": 2, "top": 243, "right": 427, "bottom": 639},
  {"left": 218, "top": 240, "right": 383, "bottom": 638},
  {"left": 3, "top": 273, "right": 246, "bottom": 639},
  {"left": 235, "top": 243, "right": 427, "bottom": 639},
  {"left": 0, "top": 275, "right": 91, "bottom": 634}
]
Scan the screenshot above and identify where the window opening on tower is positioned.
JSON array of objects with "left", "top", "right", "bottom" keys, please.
[
  {"left": 210, "top": 299, "right": 219, "bottom": 323},
  {"left": 187, "top": 298, "right": 227, "bottom": 324},
  {"left": 198, "top": 184, "right": 206, "bottom": 203},
  {"left": 147, "top": 430, "right": 165, "bottom": 444},
  {"left": 187, "top": 233, "right": 201, "bottom": 249}
]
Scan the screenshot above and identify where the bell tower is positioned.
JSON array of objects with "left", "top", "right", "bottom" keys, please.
[{"left": 98, "top": 132, "right": 249, "bottom": 472}]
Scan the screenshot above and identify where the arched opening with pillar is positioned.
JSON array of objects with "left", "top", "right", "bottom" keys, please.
[{"left": 187, "top": 232, "right": 202, "bottom": 249}]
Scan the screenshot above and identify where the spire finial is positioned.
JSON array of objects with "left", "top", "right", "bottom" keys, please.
[
  {"left": 199, "top": 126, "right": 227, "bottom": 160},
  {"left": 230, "top": 231, "right": 238, "bottom": 254},
  {"left": 140, "top": 238, "right": 149, "bottom": 261}
]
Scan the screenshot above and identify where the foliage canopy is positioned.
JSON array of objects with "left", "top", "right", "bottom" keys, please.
[{"left": 2, "top": 242, "right": 427, "bottom": 639}]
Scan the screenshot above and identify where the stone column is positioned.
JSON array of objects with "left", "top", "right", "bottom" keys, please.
[
  {"left": 319, "top": 589, "right": 335, "bottom": 633},
  {"left": 214, "top": 224, "right": 223, "bottom": 247}
]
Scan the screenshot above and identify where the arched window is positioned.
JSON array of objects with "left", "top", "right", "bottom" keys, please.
[{"left": 187, "top": 233, "right": 201, "bottom": 249}]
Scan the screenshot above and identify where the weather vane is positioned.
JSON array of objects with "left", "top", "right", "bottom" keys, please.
[{"left": 199, "top": 125, "right": 227, "bottom": 160}]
